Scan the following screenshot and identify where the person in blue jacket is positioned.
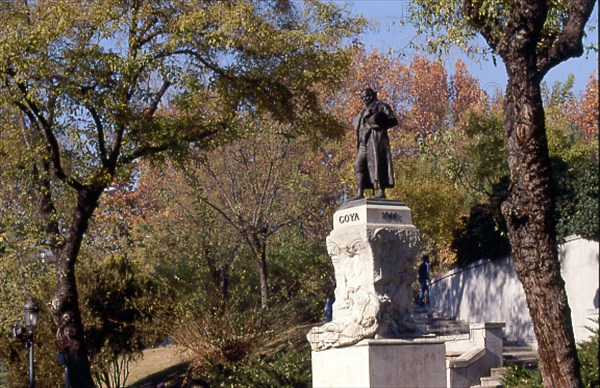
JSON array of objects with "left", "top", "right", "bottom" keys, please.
[{"left": 418, "top": 255, "right": 430, "bottom": 305}]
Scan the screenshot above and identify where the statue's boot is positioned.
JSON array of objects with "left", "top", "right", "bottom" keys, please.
[
  {"left": 349, "top": 185, "right": 364, "bottom": 201},
  {"left": 373, "top": 184, "right": 386, "bottom": 199}
]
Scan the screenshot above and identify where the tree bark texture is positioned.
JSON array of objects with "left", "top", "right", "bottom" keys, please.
[
  {"left": 51, "top": 188, "right": 103, "bottom": 388},
  {"left": 461, "top": 0, "right": 596, "bottom": 384},
  {"left": 502, "top": 72, "right": 582, "bottom": 388},
  {"left": 258, "top": 248, "right": 269, "bottom": 309}
]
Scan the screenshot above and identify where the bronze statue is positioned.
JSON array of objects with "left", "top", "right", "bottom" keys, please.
[{"left": 352, "top": 88, "right": 398, "bottom": 200}]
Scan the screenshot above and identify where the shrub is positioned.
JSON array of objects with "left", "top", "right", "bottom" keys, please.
[
  {"left": 198, "top": 343, "right": 311, "bottom": 387},
  {"left": 579, "top": 321, "right": 599, "bottom": 387},
  {"left": 503, "top": 323, "right": 599, "bottom": 388},
  {"left": 502, "top": 365, "right": 542, "bottom": 388},
  {"left": 174, "top": 298, "right": 313, "bottom": 387}
]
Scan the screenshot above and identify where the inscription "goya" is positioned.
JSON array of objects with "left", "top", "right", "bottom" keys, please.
[{"left": 339, "top": 213, "right": 360, "bottom": 224}]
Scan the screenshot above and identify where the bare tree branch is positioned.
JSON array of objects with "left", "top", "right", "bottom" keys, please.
[
  {"left": 144, "top": 81, "right": 171, "bottom": 120},
  {"left": 87, "top": 105, "right": 109, "bottom": 167},
  {"left": 119, "top": 128, "right": 218, "bottom": 165}
]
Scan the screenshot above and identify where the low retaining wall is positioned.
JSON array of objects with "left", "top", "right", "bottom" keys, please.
[{"left": 430, "top": 236, "right": 599, "bottom": 346}]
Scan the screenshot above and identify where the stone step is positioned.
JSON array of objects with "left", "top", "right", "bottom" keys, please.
[
  {"left": 503, "top": 345, "right": 537, "bottom": 355},
  {"left": 411, "top": 306, "right": 471, "bottom": 337},
  {"left": 471, "top": 367, "right": 508, "bottom": 388},
  {"left": 479, "top": 376, "right": 503, "bottom": 387},
  {"left": 413, "top": 319, "right": 465, "bottom": 328},
  {"left": 503, "top": 345, "right": 538, "bottom": 368},
  {"left": 413, "top": 322, "right": 470, "bottom": 336},
  {"left": 412, "top": 312, "right": 453, "bottom": 319},
  {"left": 490, "top": 367, "right": 507, "bottom": 379},
  {"left": 504, "top": 350, "right": 537, "bottom": 358},
  {"left": 504, "top": 357, "right": 538, "bottom": 368}
]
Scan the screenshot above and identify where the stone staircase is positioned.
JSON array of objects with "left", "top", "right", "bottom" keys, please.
[
  {"left": 412, "top": 306, "right": 471, "bottom": 336},
  {"left": 502, "top": 344, "right": 538, "bottom": 368},
  {"left": 470, "top": 344, "right": 539, "bottom": 387},
  {"left": 411, "top": 306, "right": 539, "bottom": 388},
  {"left": 472, "top": 367, "right": 507, "bottom": 387}
]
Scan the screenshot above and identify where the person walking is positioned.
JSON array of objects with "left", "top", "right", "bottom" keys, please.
[{"left": 418, "top": 255, "right": 430, "bottom": 306}]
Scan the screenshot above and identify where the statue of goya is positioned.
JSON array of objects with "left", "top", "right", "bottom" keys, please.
[{"left": 352, "top": 88, "right": 398, "bottom": 200}]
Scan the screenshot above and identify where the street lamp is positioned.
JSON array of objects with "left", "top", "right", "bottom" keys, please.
[{"left": 23, "top": 299, "right": 38, "bottom": 388}]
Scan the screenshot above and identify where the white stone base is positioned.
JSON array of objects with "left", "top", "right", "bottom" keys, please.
[{"left": 311, "top": 338, "right": 447, "bottom": 388}]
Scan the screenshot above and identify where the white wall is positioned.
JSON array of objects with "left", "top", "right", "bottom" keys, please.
[
  {"left": 430, "top": 236, "right": 599, "bottom": 346},
  {"left": 560, "top": 236, "right": 600, "bottom": 343}
]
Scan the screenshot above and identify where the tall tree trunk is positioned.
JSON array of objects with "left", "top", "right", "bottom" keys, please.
[
  {"left": 460, "top": 0, "right": 594, "bottom": 385},
  {"left": 52, "top": 187, "right": 102, "bottom": 388},
  {"left": 257, "top": 248, "right": 268, "bottom": 309},
  {"left": 502, "top": 67, "right": 582, "bottom": 387}
]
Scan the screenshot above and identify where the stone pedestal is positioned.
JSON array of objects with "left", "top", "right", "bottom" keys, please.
[
  {"left": 308, "top": 199, "right": 420, "bottom": 350},
  {"left": 311, "top": 339, "right": 447, "bottom": 388},
  {"left": 307, "top": 199, "right": 449, "bottom": 387}
]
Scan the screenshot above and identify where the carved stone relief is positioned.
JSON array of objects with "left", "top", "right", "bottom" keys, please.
[{"left": 307, "top": 224, "right": 420, "bottom": 351}]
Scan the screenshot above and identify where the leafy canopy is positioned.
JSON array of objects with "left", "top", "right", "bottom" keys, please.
[
  {"left": 408, "top": 0, "right": 597, "bottom": 59},
  {"left": 0, "top": 0, "right": 362, "bottom": 190}
]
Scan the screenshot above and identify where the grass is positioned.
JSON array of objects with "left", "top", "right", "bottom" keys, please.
[{"left": 124, "top": 346, "right": 193, "bottom": 387}]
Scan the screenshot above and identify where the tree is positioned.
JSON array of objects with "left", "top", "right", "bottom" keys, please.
[
  {"left": 409, "top": 0, "right": 597, "bottom": 385},
  {"left": 0, "top": 0, "right": 359, "bottom": 385},
  {"left": 111, "top": 154, "right": 332, "bottom": 385},
  {"left": 543, "top": 75, "right": 599, "bottom": 242},
  {"left": 184, "top": 120, "right": 329, "bottom": 308},
  {"left": 563, "top": 72, "right": 599, "bottom": 138}
]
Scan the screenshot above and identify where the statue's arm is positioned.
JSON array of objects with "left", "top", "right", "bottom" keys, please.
[
  {"left": 372, "top": 103, "right": 398, "bottom": 129},
  {"left": 383, "top": 103, "right": 398, "bottom": 128}
]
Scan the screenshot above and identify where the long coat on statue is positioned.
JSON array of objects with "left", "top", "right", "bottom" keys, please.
[{"left": 353, "top": 100, "right": 398, "bottom": 190}]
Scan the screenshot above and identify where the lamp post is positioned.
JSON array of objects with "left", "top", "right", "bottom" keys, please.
[{"left": 23, "top": 299, "right": 39, "bottom": 388}]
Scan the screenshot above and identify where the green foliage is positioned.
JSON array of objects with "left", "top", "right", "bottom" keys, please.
[
  {"left": 0, "top": 223, "right": 168, "bottom": 386},
  {"left": 0, "top": 0, "right": 362, "bottom": 152},
  {"left": 503, "top": 324, "right": 599, "bottom": 388},
  {"left": 545, "top": 78, "right": 599, "bottom": 241},
  {"left": 79, "top": 254, "right": 165, "bottom": 386},
  {"left": 451, "top": 177, "right": 511, "bottom": 266},
  {"left": 267, "top": 228, "right": 333, "bottom": 320},
  {"left": 394, "top": 158, "right": 466, "bottom": 262},
  {"left": 552, "top": 154, "right": 600, "bottom": 241},
  {"left": 408, "top": 0, "right": 596, "bottom": 59},
  {"left": 1, "top": 1, "right": 361, "bottom": 382},
  {"left": 420, "top": 110, "right": 508, "bottom": 205},
  {"left": 406, "top": 0, "right": 483, "bottom": 58},
  {"left": 197, "top": 342, "right": 311, "bottom": 387},
  {"left": 449, "top": 125, "right": 510, "bottom": 265},
  {"left": 502, "top": 365, "right": 543, "bottom": 388},
  {"left": 404, "top": 109, "right": 510, "bottom": 266},
  {"left": 445, "top": 99, "right": 598, "bottom": 266},
  {"left": 0, "top": 257, "right": 66, "bottom": 386},
  {"left": 579, "top": 321, "right": 600, "bottom": 387}
]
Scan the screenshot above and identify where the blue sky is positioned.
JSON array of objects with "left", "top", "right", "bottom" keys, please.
[{"left": 343, "top": 0, "right": 598, "bottom": 95}]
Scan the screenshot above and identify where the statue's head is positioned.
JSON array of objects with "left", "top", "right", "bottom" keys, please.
[{"left": 360, "top": 88, "right": 377, "bottom": 105}]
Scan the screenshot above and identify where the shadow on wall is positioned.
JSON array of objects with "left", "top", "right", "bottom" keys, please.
[
  {"left": 430, "top": 236, "right": 599, "bottom": 345},
  {"left": 430, "top": 258, "right": 534, "bottom": 345}
]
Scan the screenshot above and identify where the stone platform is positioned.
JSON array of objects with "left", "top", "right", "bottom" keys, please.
[{"left": 311, "top": 338, "right": 447, "bottom": 388}]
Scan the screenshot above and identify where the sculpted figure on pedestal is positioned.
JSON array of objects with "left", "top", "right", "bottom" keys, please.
[
  {"left": 307, "top": 286, "right": 380, "bottom": 350},
  {"left": 307, "top": 227, "right": 419, "bottom": 351},
  {"left": 352, "top": 88, "right": 398, "bottom": 200}
]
